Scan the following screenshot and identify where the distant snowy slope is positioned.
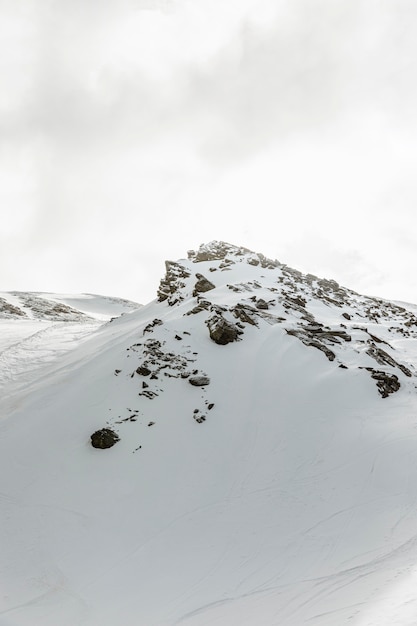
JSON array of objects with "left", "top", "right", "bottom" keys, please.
[
  {"left": 0, "top": 292, "right": 141, "bottom": 410},
  {"left": 0, "top": 291, "right": 141, "bottom": 322},
  {"left": 1, "top": 242, "right": 417, "bottom": 626}
]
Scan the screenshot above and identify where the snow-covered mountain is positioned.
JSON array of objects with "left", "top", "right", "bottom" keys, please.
[
  {"left": 1, "top": 242, "right": 417, "bottom": 626},
  {"left": 0, "top": 292, "right": 141, "bottom": 417}
]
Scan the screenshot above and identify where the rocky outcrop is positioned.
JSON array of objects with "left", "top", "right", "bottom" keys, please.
[
  {"left": 366, "top": 343, "right": 412, "bottom": 377},
  {"left": 286, "top": 324, "right": 351, "bottom": 362},
  {"left": 188, "top": 241, "right": 251, "bottom": 263},
  {"left": 365, "top": 369, "right": 401, "bottom": 398},
  {"left": 192, "top": 274, "right": 215, "bottom": 297},
  {"left": 188, "top": 241, "right": 280, "bottom": 269},
  {"left": 0, "top": 298, "right": 27, "bottom": 318},
  {"left": 207, "top": 314, "right": 242, "bottom": 345},
  {"left": 157, "top": 261, "right": 191, "bottom": 305}
]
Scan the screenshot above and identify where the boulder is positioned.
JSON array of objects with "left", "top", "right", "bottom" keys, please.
[
  {"left": 189, "top": 376, "right": 210, "bottom": 386},
  {"left": 90, "top": 428, "right": 120, "bottom": 449},
  {"left": 207, "top": 315, "right": 242, "bottom": 345},
  {"left": 192, "top": 274, "right": 215, "bottom": 296},
  {"left": 256, "top": 299, "right": 269, "bottom": 310}
]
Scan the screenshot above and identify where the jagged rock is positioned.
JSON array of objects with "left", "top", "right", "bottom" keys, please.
[
  {"left": 286, "top": 328, "right": 336, "bottom": 361},
  {"left": 143, "top": 319, "right": 163, "bottom": 334},
  {"left": 192, "top": 274, "right": 215, "bottom": 297},
  {"left": 256, "top": 253, "right": 280, "bottom": 269},
  {"left": 256, "top": 299, "right": 269, "bottom": 310},
  {"left": 136, "top": 365, "right": 151, "bottom": 376},
  {"left": 157, "top": 261, "right": 191, "bottom": 304},
  {"left": 185, "top": 301, "right": 210, "bottom": 315},
  {"left": 311, "top": 329, "right": 352, "bottom": 343},
  {"left": 207, "top": 315, "right": 242, "bottom": 345},
  {"left": 232, "top": 304, "right": 258, "bottom": 326},
  {"left": 90, "top": 428, "right": 120, "bottom": 449},
  {"left": 366, "top": 344, "right": 412, "bottom": 377},
  {"left": 189, "top": 241, "right": 250, "bottom": 262},
  {"left": 189, "top": 376, "right": 210, "bottom": 386},
  {"left": 365, "top": 368, "right": 401, "bottom": 398}
]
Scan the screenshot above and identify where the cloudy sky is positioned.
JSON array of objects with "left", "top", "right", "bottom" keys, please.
[{"left": 1, "top": 0, "right": 416, "bottom": 304}]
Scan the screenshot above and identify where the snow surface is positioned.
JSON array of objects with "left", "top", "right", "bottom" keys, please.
[{"left": 1, "top": 243, "right": 417, "bottom": 625}]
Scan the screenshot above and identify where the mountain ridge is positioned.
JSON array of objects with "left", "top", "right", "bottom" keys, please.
[{"left": 1, "top": 241, "right": 417, "bottom": 625}]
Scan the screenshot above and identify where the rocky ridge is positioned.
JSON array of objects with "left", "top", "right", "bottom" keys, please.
[{"left": 102, "top": 241, "right": 417, "bottom": 448}]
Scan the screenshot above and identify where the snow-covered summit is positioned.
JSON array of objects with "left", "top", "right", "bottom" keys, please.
[
  {"left": 154, "top": 240, "right": 417, "bottom": 399},
  {"left": 1, "top": 242, "right": 417, "bottom": 626}
]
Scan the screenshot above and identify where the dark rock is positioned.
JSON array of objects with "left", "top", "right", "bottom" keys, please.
[
  {"left": 143, "top": 318, "right": 163, "bottom": 334},
  {"left": 189, "top": 376, "right": 210, "bottom": 386},
  {"left": 256, "top": 299, "right": 269, "bottom": 310},
  {"left": 185, "top": 301, "right": 210, "bottom": 315},
  {"left": 232, "top": 304, "right": 258, "bottom": 326},
  {"left": 189, "top": 241, "right": 251, "bottom": 262},
  {"left": 148, "top": 421, "right": 155, "bottom": 427},
  {"left": 366, "top": 344, "right": 412, "bottom": 377},
  {"left": 91, "top": 428, "right": 120, "bottom": 449},
  {"left": 192, "top": 274, "right": 215, "bottom": 297},
  {"left": 136, "top": 365, "right": 151, "bottom": 376},
  {"left": 365, "top": 368, "right": 401, "bottom": 398},
  {"left": 207, "top": 315, "right": 242, "bottom": 345},
  {"left": 207, "top": 403, "right": 214, "bottom": 410},
  {"left": 342, "top": 312, "right": 351, "bottom": 320},
  {"left": 157, "top": 261, "right": 191, "bottom": 304},
  {"left": 139, "top": 390, "right": 158, "bottom": 399},
  {"left": 286, "top": 329, "right": 336, "bottom": 361}
]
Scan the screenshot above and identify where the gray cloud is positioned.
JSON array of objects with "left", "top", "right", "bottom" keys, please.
[
  {"left": 1, "top": 0, "right": 417, "bottom": 303},
  {"left": 5, "top": 1, "right": 417, "bottom": 160},
  {"left": 181, "top": 0, "right": 417, "bottom": 163}
]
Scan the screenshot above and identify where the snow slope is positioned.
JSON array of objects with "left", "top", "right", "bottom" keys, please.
[
  {"left": 0, "top": 292, "right": 141, "bottom": 413},
  {"left": 1, "top": 242, "right": 417, "bottom": 626}
]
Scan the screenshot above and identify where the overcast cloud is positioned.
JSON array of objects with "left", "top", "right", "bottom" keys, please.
[{"left": 1, "top": 0, "right": 416, "bottom": 304}]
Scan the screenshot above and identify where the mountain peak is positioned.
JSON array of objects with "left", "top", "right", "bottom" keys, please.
[
  {"left": 154, "top": 241, "right": 417, "bottom": 399},
  {"left": 2, "top": 242, "right": 417, "bottom": 625}
]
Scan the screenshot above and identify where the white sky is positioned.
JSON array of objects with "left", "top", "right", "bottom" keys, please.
[{"left": 1, "top": 0, "right": 416, "bottom": 304}]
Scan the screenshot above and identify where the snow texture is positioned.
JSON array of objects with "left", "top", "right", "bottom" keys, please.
[{"left": 1, "top": 242, "right": 417, "bottom": 625}]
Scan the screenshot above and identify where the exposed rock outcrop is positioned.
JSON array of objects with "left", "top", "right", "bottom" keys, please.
[
  {"left": 192, "top": 274, "right": 215, "bottom": 297},
  {"left": 366, "top": 369, "right": 401, "bottom": 398},
  {"left": 207, "top": 314, "right": 242, "bottom": 345},
  {"left": 157, "top": 261, "right": 191, "bottom": 305}
]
